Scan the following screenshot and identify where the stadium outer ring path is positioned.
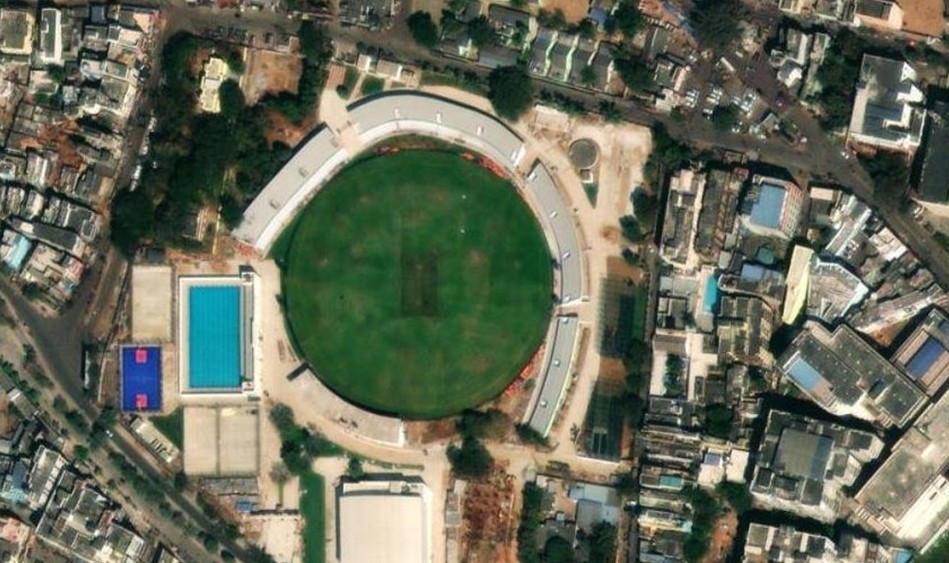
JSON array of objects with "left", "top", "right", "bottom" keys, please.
[{"left": 234, "top": 91, "right": 586, "bottom": 435}]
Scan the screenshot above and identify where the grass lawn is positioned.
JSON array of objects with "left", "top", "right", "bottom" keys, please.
[
  {"left": 149, "top": 407, "right": 183, "bottom": 448},
  {"left": 299, "top": 471, "right": 326, "bottom": 563},
  {"left": 583, "top": 183, "right": 598, "bottom": 206},
  {"left": 281, "top": 151, "right": 553, "bottom": 417},
  {"left": 360, "top": 76, "right": 385, "bottom": 97}
]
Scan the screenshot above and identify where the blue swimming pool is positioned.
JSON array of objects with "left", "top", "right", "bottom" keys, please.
[{"left": 188, "top": 286, "right": 242, "bottom": 389}]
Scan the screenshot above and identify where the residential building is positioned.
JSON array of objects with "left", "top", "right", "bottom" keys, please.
[
  {"left": 847, "top": 55, "right": 926, "bottom": 153},
  {"left": 0, "top": 9, "right": 34, "bottom": 56},
  {"left": 717, "top": 295, "right": 775, "bottom": 367},
  {"left": 914, "top": 99, "right": 949, "bottom": 210},
  {"left": 855, "top": 387, "right": 949, "bottom": 548},
  {"left": 38, "top": 8, "right": 64, "bottom": 66},
  {"left": 740, "top": 175, "right": 806, "bottom": 240},
  {"left": 750, "top": 410, "right": 883, "bottom": 520},
  {"left": 776, "top": 322, "right": 927, "bottom": 427},
  {"left": 890, "top": 308, "right": 949, "bottom": 395}
]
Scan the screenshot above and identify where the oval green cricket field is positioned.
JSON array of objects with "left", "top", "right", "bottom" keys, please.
[{"left": 280, "top": 150, "right": 553, "bottom": 417}]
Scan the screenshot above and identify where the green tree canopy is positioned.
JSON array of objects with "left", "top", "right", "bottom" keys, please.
[
  {"left": 218, "top": 79, "right": 245, "bottom": 118},
  {"left": 487, "top": 65, "right": 533, "bottom": 120},
  {"left": 447, "top": 435, "right": 493, "bottom": 479},
  {"left": 610, "top": 0, "right": 644, "bottom": 37},
  {"left": 407, "top": 11, "right": 440, "bottom": 48},
  {"left": 614, "top": 57, "right": 653, "bottom": 94},
  {"left": 544, "top": 536, "right": 575, "bottom": 563},
  {"left": 468, "top": 15, "right": 494, "bottom": 47},
  {"left": 710, "top": 105, "right": 739, "bottom": 132},
  {"left": 690, "top": 0, "right": 745, "bottom": 53}
]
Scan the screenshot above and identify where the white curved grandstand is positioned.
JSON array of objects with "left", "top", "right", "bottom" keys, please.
[
  {"left": 347, "top": 93, "right": 527, "bottom": 169},
  {"left": 526, "top": 162, "right": 582, "bottom": 304},
  {"left": 233, "top": 128, "right": 348, "bottom": 251},
  {"left": 235, "top": 92, "right": 585, "bottom": 435}
]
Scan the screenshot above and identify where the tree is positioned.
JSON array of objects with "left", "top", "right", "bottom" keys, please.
[
  {"left": 690, "top": 0, "right": 745, "bottom": 53},
  {"left": 621, "top": 247, "right": 640, "bottom": 265},
  {"left": 173, "top": 471, "right": 188, "bottom": 491},
  {"left": 468, "top": 15, "right": 494, "bottom": 48},
  {"left": 73, "top": 445, "right": 89, "bottom": 462},
  {"left": 457, "top": 409, "right": 511, "bottom": 439},
  {"left": 619, "top": 215, "right": 644, "bottom": 242},
  {"left": 610, "top": 0, "right": 644, "bottom": 37},
  {"left": 544, "top": 536, "right": 575, "bottom": 563},
  {"left": 585, "top": 522, "right": 618, "bottom": 563},
  {"left": 665, "top": 355, "right": 685, "bottom": 396},
  {"left": 516, "top": 482, "right": 546, "bottom": 563},
  {"left": 269, "top": 403, "right": 296, "bottom": 433},
  {"left": 614, "top": 57, "right": 653, "bottom": 94},
  {"left": 580, "top": 65, "right": 597, "bottom": 87},
  {"left": 407, "top": 11, "right": 440, "bottom": 48},
  {"left": 270, "top": 462, "right": 291, "bottom": 486},
  {"left": 716, "top": 481, "right": 753, "bottom": 515},
  {"left": 447, "top": 435, "right": 493, "bottom": 479},
  {"left": 537, "top": 8, "right": 567, "bottom": 30},
  {"left": 345, "top": 456, "right": 365, "bottom": 480},
  {"left": 711, "top": 105, "right": 739, "bottom": 132},
  {"left": 218, "top": 79, "right": 245, "bottom": 118},
  {"left": 704, "top": 404, "right": 733, "bottom": 439},
  {"left": 576, "top": 19, "right": 596, "bottom": 40},
  {"left": 515, "top": 424, "right": 549, "bottom": 447},
  {"left": 487, "top": 66, "right": 533, "bottom": 120}
]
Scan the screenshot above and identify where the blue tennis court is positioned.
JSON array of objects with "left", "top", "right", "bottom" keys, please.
[
  {"left": 188, "top": 286, "right": 242, "bottom": 389},
  {"left": 121, "top": 346, "right": 161, "bottom": 411}
]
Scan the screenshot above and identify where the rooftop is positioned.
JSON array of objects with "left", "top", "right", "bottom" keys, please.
[
  {"left": 338, "top": 479, "right": 430, "bottom": 563},
  {"left": 777, "top": 322, "right": 927, "bottom": 427},
  {"left": 848, "top": 55, "right": 926, "bottom": 151},
  {"left": 856, "top": 387, "right": 949, "bottom": 546}
]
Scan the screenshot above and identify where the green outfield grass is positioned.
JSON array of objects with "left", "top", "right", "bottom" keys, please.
[{"left": 281, "top": 150, "right": 553, "bottom": 417}]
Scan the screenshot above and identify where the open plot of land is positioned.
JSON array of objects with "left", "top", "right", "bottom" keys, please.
[
  {"left": 240, "top": 48, "right": 302, "bottom": 105},
  {"left": 280, "top": 151, "right": 553, "bottom": 417},
  {"left": 543, "top": 0, "right": 591, "bottom": 22},
  {"left": 182, "top": 406, "right": 260, "bottom": 475},
  {"left": 131, "top": 265, "right": 172, "bottom": 341}
]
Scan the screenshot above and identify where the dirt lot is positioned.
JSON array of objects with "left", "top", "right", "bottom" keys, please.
[
  {"left": 241, "top": 48, "right": 303, "bottom": 105},
  {"left": 460, "top": 465, "right": 517, "bottom": 563},
  {"left": 703, "top": 509, "right": 739, "bottom": 563},
  {"left": 543, "top": 0, "right": 590, "bottom": 22}
]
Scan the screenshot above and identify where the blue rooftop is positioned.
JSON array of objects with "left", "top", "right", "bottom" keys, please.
[
  {"left": 2, "top": 234, "right": 31, "bottom": 272},
  {"left": 703, "top": 275, "right": 720, "bottom": 313},
  {"left": 787, "top": 357, "right": 822, "bottom": 391},
  {"left": 905, "top": 336, "right": 946, "bottom": 380},
  {"left": 749, "top": 183, "right": 787, "bottom": 229}
]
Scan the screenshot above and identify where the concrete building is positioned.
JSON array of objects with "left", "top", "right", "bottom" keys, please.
[
  {"left": 776, "top": 322, "right": 927, "bottom": 427},
  {"left": 750, "top": 410, "right": 883, "bottom": 521},
  {"left": 855, "top": 387, "right": 949, "bottom": 549},
  {"left": 337, "top": 477, "right": 431, "bottom": 563},
  {"left": 740, "top": 175, "right": 806, "bottom": 240},
  {"left": 891, "top": 308, "right": 949, "bottom": 395},
  {"left": 717, "top": 295, "right": 775, "bottom": 367},
  {"left": 37, "top": 8, "right": 64, "bottom": 66},
  {"left": 0, "top": 9, "right": 34, "bottom": 56},
  {"left": 848, "top": 55, "right": 926, "bottom": 153},
  {"left": 914, "top": 100, "right": 949, "bottom": 211},
  {"left": 198, "top": 57, "right": 229, "bottom": 114},
  {"left": 660, "top": 169, "right": 704, "bottom": 270},
  {"left": 744, "top": 522, "right": 912, "bottom": 562}
]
